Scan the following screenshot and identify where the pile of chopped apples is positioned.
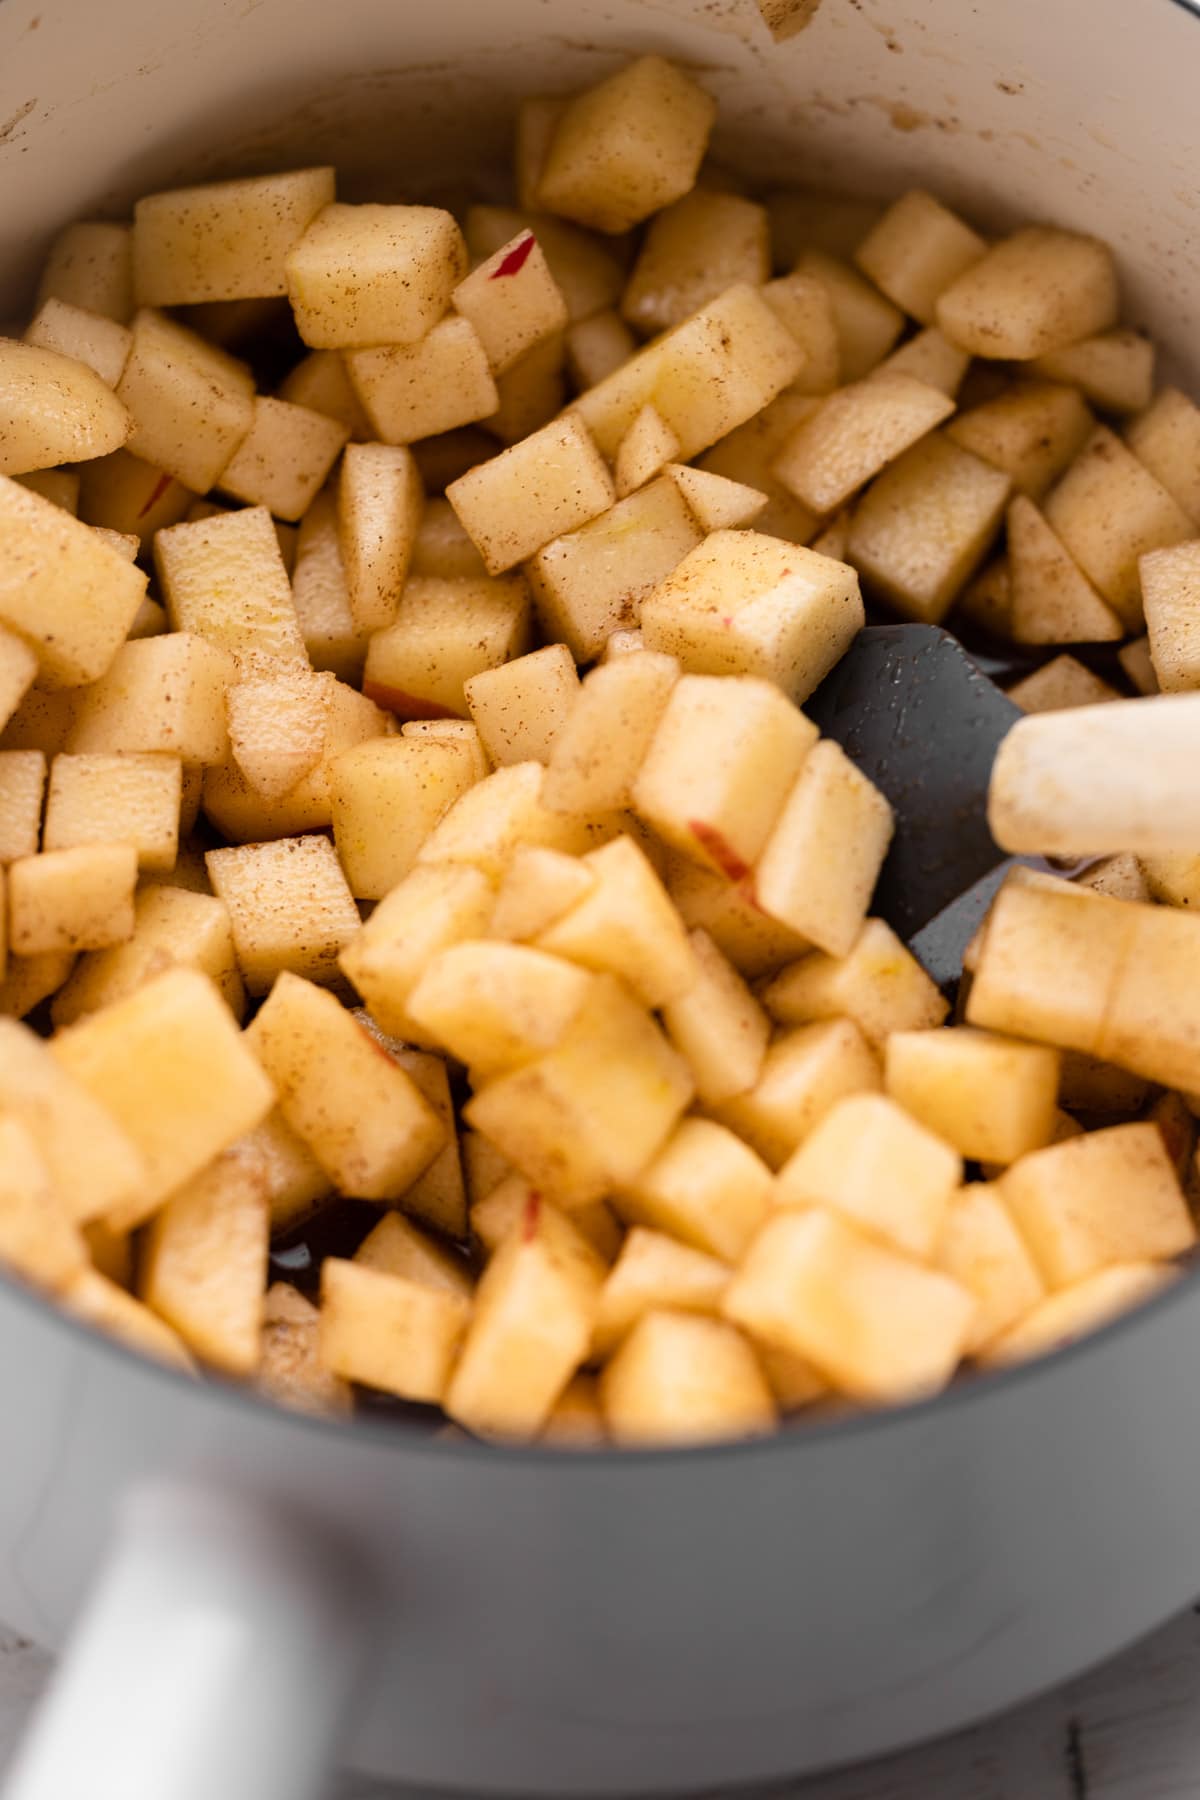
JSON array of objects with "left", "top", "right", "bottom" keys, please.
[{"left": 2, "top": 52, "right": 1200, "bottom": 1446}]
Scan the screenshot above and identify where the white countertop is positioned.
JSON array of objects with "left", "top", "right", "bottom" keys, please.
[{"left": 4, "top": 1603, "right": 1199, "bottom": 1798}]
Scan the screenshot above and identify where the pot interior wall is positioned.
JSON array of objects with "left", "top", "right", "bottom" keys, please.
[{"left": 1, "top": 0, "right": 1199, "bottom": 384}]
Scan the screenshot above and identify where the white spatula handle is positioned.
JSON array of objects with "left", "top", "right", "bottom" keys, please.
[
  {"left": 1, "top": 1484, "right": 365, "bottom": 1800},
  {"left": 989, "top": 691, "right": 1200, "bottom": 857}
]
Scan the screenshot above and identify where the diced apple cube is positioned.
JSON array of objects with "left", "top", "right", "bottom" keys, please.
[
  {"left": 259, "top": 1282, "right": 352, "bottom": 1414},
  {"left": 757, "top": 1343, "right": 829, "bottom": 1411},
  {"left": 1006, "top": 654, "right": 1121, "bottom": 714},
  {"left": 592, "top": 1228, "right": 729, "bottom": 1358},
  {"left": 1125, "top": 387, "right": 1200, "bottom": 524},
  {"left": 666, "top": 465, "right": 767, "bottom": 536},
  {"left": 488, "top": 848, "right": 591, "bottom": 946},
  {"left": 660, "top": 928, "right": 770, "bottom": 1106},
  {"left": 534, "top": 834, "right": 695, "bottom": 1008},
  {"left": 1000, "top": 1123, "right": 1194, "bottom": 1287},
  {"left": 472, "top": 1175, "right": 621, "bottom": 1265},
  {"left": 1140, "top": 540, "right": 1200, "bottom": 692},
  {"left": 52, "top": 885, "right": 243, "bottom": 1029},
  {"left": 1043, "top": 425, "right": 1193, "bottom": 629},
  {"left": 363, "top": 572, "right": 531, "bottom": 720},
  {"left": 885, "top": 1024, "right": 1060, "bottom": 1168},
  {"left": 0, "top": 629, "right": 37, "bottom": 735},
  {"left": 514, "top": 98, "right": 565, "bottom": 208},
  {"left": 247, "top": 971, "right": 443, "bottom": 1199},
  {"left": 571, "top": 285, "right": 803, "bottom": 460},
  {"left": 51, "top": 967, "right": 275, "bottom": 1219},
  {"left": 288, "top": 488, "right": 364, "bottom": 680},
  {"left": 447, "top": 414, "right": 614, "bottom": 574},
  {"left": 0, "top": 1015, "right": 147, "bottom": 1225},
  {"left": 0, "top": 476, "right": 147, "bottom": 686},
  {"left": 66, "top": 633, "right": 234, "bottom": 764},
  {"left": 465, "top": 975, "right": 692, "bottom": 1207},
  {"left": 407, "top": 940, "right": 594, "bottom": 1076},
  {"left": 936, "top": 226, "right": 1117, "bottom": 358},
  {"left": 133, "top": 168, "right": 334, "bottom": 304},
  {"left": 464, "top": 644, "right": 580, "bottom": 767},
  {"left": 64, "top": 1266, "right": 194, "bottom": 1370},
  {"left": 540, "top": 1374, "right": 607, "bottom": 1446},
  {"left": 285, "top": 203, "right": 467, "bottom": 349},
  {"left": 762, "top": 917, "right": 947, "bottom": 1046},
  {"left": 320, "top": 1257, "right": 469, "bottom": 1402},
  {"left": 946, "top": 381, "right": 1093, "bottom": 501},
  {"left": 140, "top": 1143, "right": 269, "bottom": 1374},
  {"left": 528, "top": 476, "right": 700, "bottom": 664},
  {"left": 966, "top": 881, "right": 1130, "bottom": 1057},
  {"left": 542, "top": 653, "right": 678, "bottom": 817},
  {"left": 452, "top": 230, "right": 569, "bottom": 374},
  {"left": 0, "top": 751, "right": 46, "bottom": 864},
  {"left": 347, "top": 317, "right": 498, "bottom": 446},
  {"left": 724, "top": 1207, "right": 974, "bottom": 1403},
  {"left": 633, "top": 673, "right": 817, "bottom": 879},
  {"left": 363, "top": 1039, "right": 466, "bottom": 1239},
  {"left": 1007, "top": 495, "right": 1123, "bottom": 644},
  {"left": 566, "top": 309, "right": 637, "bottom": 387},
  {"left": 217, "top": 395, "right": 348, "bottom": 522},
  {"left": 77, "top": 447, "right": 193, "bottom": 543},
  {"left": 24, "top": 298, "right": 131, "bottom": 388},
  {"left": 665, "top": 852, "right": 810, "bottom": 979},
  {"left": 446, "top": 1196, "right": 604, "bottom": 1436},
  {"left": 38, "top": 221, "right": 133, "bottom": 324},
  {"left": 355, "top": 1212, "right": 473, "bottom": 1299},
  {"left": 601, "top": 1311, "right": 774, "bottom": 1444},
  {"left": 753, "top": 740, "right": 893, "bottom": 957},
  {"left": 936, "top": 1181, "right": 1045, "bottom": 1355},
  {"left": 1099, "top": 902, "right": 1200, "bottom": 1093},
  {"left": 43, "top": 752, "right": 180, "bottom": 873},
  {"left": 873, "top": 326, "right": 970, "bottom": 398},
  {"left": 776, "top": 1092, "right": 960, "bottom": 1259},
  {"left": 760, "top": 271, "right": 840, "bottom": 395},
  {"left": 328, "top": 736, "right": 476, "bottom": 899},
  {"left": 773, "top": 373, "right": 954, "bottom": 515},
  {"left": 538, "top": 56, "right": 716, "bottom": 234},
  {"left": 715, "top": 1018, "right": 881, "bottom": 1169},
  {"left": 0, "top": 1114, "right": 86, "bottom": 1292},
  {"left": 1033, "top": 329, "right": 1155, "bottom": 415},
  {"left": 640, "top": 529, "right": 864, "bottom": 705},
  {"left": 206, "top": 834, "right": 360, "bottom": 994},
  {"left": 790, "top": 250, "right": 904, "bottom": 381},
  {"left": 618, "top": 1115, "right": 773, "bottom": 1263},
  {"left": 339, "top": 860, "right": 494, "bottom": 1040},
  {"left": 336, "top": 442, "right": 423, "bottom": 635},
  {"left": 410, "top": 498, "right": 487, "bottom": 581},
  {"left": 485, "top": 332, "right": 567, "bottom": 445},
  {"left": 9, "top": 843, "right": 137, "bottom": 955},
  {"left": 278, "top": 349, "right": 373, "bottom": 440},
  {"left": 621, "top": 190, "right": 768, "bottom": 334},
  {"left": 979, "top": 1261, "right": 1178, "bottom": 1369},
  {"left": 847, "top": 431, "right": 1011, "bottom": 624},
  {"left": 0, "top": 338, "right": 131, "bottom": 477},
  {"left": 200, "top": 677, "right": 388, "bottom": 846},
  {"left": 116, "top": 309, "right": 253, "bottom": 492},
  {"left": 225, "top": 664, "right": 333, "bottom": 803},
  {"left": 855, "top": 190, "right": 986, "bottom": 325},
  {"left": 155, "top": 507, "right": 307, "bottom": 664},
  {"left": 614, "top": 406, "right": 680, "bottom": 499},
  {"left": 0, "top": 950, "right": 76, "bottom": 1020}
]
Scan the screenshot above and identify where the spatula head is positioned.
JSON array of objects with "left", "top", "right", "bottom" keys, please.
[{"left": 805, "top": 623, "right": 1024, "bottom": 941}]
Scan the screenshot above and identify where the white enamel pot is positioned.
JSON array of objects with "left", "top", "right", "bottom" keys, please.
[{"left": 2, "top": 0, "right": 1200, "bottom": 1794}]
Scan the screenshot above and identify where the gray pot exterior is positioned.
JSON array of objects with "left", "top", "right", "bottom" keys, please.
[{"left": 0, "top": 1273, "right": 1195, "bottom": 1794}]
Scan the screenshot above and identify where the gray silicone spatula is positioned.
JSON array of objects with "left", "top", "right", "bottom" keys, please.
[{"left": 804, "top": 623, "right": 1200, "bottom": 981}]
